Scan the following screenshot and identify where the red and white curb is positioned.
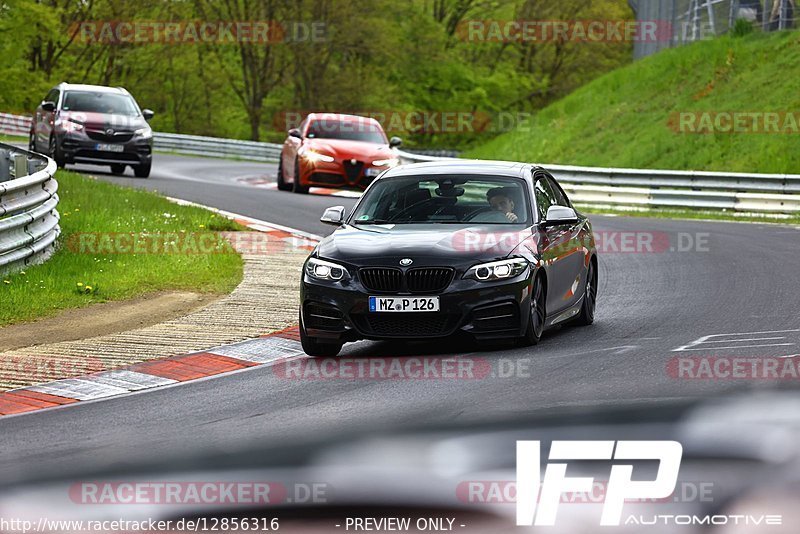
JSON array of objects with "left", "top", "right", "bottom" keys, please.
[
  {"left": 0, "top": 202, "right": 316, "bottom": 418},
  {"left": 0, "top": 327, "right": 306, "bottom": 416},
  {"left": 239, "top": 178, "right": 362, "bottom": 199}
]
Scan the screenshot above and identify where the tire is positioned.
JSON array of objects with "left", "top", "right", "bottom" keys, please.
[
  {"left": 48, "top": 135, "right": 66, "bottom": 168},
  {"left": 300, "top": 313, "right": 342, "bottom": 357},
  {"left": 133, "top": 162, "right": 151, "bottom": 178},
  {"left": 573, "top": 259, "right": 597, "bottom": 326},
  {"left": 292, "top": 157, "right": 309, "bottom": 194},
  {"left": 110, "top": 164, "right": 126, "bottom": 175},
  {"left": 276, "top": 158, "right": 292, "bottom": 191},
  {"left": 521, "top": 274, "right": 546, "bottom": 346}
]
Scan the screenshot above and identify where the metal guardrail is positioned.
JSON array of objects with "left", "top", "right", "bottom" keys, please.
[
  {"left": 395, "top": 151, "right": 800, "bottom": 215},
  {"left": 0, "top": 143, "right": 60, "bottom": 275},
  {"left": 2, "top": 112, "right": 798, "bottom": 214},
  {"left": 154, "top": 132, "right": 283, "bottom": 162}
]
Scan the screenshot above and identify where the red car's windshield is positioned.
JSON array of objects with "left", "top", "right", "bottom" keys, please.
[{"left": 306, "top": 119, "right": 386, "bottom": 144}]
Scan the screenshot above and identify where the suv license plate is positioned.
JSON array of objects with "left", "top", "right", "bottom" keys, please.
[{"left": 96, "top": 143, "right": 124, "bottom": 152}]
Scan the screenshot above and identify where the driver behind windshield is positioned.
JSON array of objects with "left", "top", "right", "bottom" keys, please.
[{"left": 487, "top": 187, "right": 519, "bottom": 223}]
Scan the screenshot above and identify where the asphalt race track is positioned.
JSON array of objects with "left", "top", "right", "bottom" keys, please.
[{"left": 1, "top": 153, "right": 799, "bottom": 485}]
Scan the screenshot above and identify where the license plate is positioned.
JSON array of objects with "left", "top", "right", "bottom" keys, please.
[
  {"left": 96, "top": 143, "right": 124, "bottom": 152},
  {"left": 364, "top": 167, "right": 382, "bottom": 177},
  {"left": 369, "top": 296, "right": 440, "bottom": 312}
]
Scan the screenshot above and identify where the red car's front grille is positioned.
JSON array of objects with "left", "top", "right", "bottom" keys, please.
[{"left": 343, "top": 160, "right": 364, "bottom": 181}]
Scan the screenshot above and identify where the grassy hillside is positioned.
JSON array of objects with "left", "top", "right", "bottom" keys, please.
[{"left": 467, "top": 31, "right": 800, "bottom": 174}]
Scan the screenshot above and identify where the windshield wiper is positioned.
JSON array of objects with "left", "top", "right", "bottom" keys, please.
[{"left": 353, "top": 219, "right": 393, "bottom": 225}]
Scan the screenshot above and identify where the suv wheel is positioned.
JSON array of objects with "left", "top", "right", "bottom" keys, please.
[
  {"left": 48, "top": 136, "right": 66, "bottom": 168},
  {"left": 133, "top": 162, "right": 151, "bottom": 178}
]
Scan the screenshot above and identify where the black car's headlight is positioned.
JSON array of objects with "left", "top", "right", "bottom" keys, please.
[
  {"left": 464, "top": 258, "right": 529, "bottom": 282},
  {"left": 305, "top": 257, "right": 348, "bottom": 281}
]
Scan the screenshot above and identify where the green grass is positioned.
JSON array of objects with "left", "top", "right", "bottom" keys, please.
[
  {"left": 467, "top": 31, "right": 800, "bottom": 174},
  {"left": 0, "top": 170, "right": 245, "bottom": 327},
  {"left": 0, "top": 133, "right": 27, "bottom": 143}
]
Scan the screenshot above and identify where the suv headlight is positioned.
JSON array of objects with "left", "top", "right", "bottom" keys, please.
[
  {"left": 305, "top": 257, "right": 347, "bottom": 281},
  {"left": 134, "top": 127, "right": 152, "bottom": 139},
  {"left": 59, "top": 118, "right": 84, "bottom": 133},
  {"left": 464, "top": 258, "right": 529, "bottom": 281}
]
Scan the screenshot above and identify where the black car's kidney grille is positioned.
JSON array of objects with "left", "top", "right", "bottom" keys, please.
[
  {"left": 406, "top": 268, "right": 453, "bottom": 293},
  {"left": 360, "top": 267, "right": 454, "bottom": 293},
  {"left": 343, "top": 160, "right": 364, "bottom": 181},
  {"left": 359, "top": 268, "right": 403, "bottom": 293},
  {"left": 355, "top": 314, "right": 455, "bottom": 337}
]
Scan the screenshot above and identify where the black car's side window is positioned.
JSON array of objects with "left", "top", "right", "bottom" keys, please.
[
  {"left": 534, "top": 176, "right": 556, "bottom": 220},
  {"left": 546, "top": 176, "right": 570, "bottom": 207}
]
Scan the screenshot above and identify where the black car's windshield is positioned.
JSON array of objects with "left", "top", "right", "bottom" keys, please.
[
  {"left": 351, "top": 175, "right": 530, "bottom": 225},
  {"left": 62, "top": 91, "right": 140, "bottom": 115},
  {"left": 306, "top": 119, "right": 386, "bottom": 143}
]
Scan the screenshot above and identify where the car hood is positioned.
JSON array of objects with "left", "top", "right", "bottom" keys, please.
[
  {"left": 316, "top": 224, "right": 534, "bottom": 268},
  {"left": 306, "top": 139, "right": 394, "bottom": 161},
  {"left": 60, "top": 111, "right": 148, "bottom": 131}
]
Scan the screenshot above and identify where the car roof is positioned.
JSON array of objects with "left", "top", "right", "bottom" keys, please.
[
  {"left": 306, "top": 112, "right": 381, "bottom": 125},
  {"left": 55, "top": 83, "right": 129, "bottom": 95},
  {"left": 381, "top": 159, "right": 543, "bottom": 180}
]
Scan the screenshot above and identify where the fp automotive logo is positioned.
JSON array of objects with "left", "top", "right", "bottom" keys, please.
[{"left": 516, "top": 440, "right": 682, "bottom": 526}]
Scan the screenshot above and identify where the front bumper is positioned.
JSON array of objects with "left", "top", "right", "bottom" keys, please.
[
  {"left": 300, "top": 271, "right": 532, "bottom": 343},
  {"left": 59, "top": 132, "right": 153, "bottom": 167},
  {"left": 301, "top": 158, "right": 389, "bottom": 189}
]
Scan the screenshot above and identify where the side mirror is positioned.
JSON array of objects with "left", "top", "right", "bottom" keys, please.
[
  {"left": 389, "top": 136, "right": 402, "bottom": 148},
  {"left": 320, "top": 205, "right": 346, "bottom": 225},
  {"left": 142, "top": 109, "right": 155, "bottom": 121},
  {"left": 542, "top": 205, "right": 578, "bottom": 228},
  {"left": 288, "top": 128, "right": 302, "bottom": 139},
  {"left": 41, "top": 101, "right": 56, "bottom": 112}
]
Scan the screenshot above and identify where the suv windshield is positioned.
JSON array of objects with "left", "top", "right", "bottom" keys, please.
[
  {"left": 62, "top": 91, "right": 140, "bottom": 115},
  {"left": 306, "top": 119, "right": 386, "bottom": 143},
  {"left": 351, "top": 175, "right": 530, "bottom": 225}
]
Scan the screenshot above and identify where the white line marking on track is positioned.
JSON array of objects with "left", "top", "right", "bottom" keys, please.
[
  {"left": 165, "top": 196, "right": 323, "bottom": 241},
  {"left": 673, "top": 329, "right": 800, "bottom": 352}
]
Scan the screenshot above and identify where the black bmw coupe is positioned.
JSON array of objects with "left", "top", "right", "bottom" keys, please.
[{"left": 299, "top": 160, "right": 598, "bottom": 356}]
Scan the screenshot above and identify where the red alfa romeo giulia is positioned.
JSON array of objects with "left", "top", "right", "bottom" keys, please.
[{"left": 278, "top": 113, "right": 402, "bottom": 193}]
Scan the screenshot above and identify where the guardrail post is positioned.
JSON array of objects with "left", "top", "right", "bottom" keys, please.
[
  {"left": 13, "top": 153, "right": 28, "bottom": 179},
  {"left": 0, "top": 148, "right": 9, "bottom": 182}
]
